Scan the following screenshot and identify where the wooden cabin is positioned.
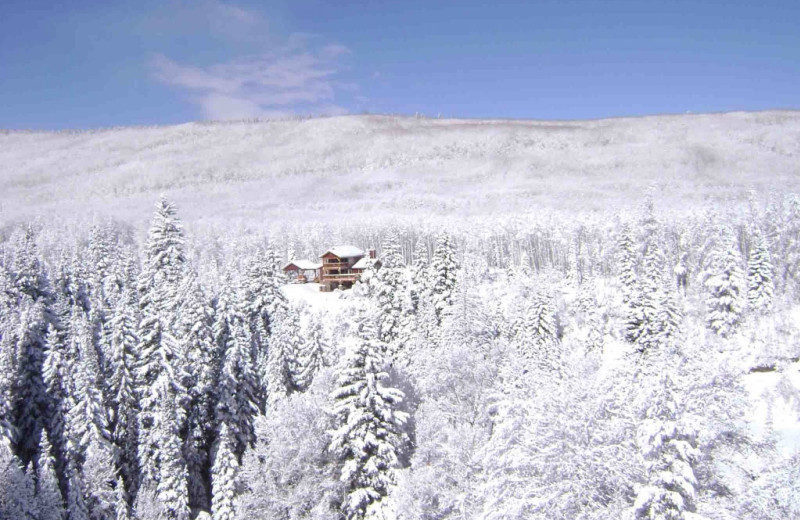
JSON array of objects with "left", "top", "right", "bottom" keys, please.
[
  {"left": 319, "top": 246, "right": 381, "bottom": 291},
  {"left": 283, "top": 260, "right": 322, "bottom": 283}
]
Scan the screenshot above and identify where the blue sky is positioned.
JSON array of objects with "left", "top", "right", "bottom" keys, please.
[{"left": 0, "top": 0, "right": 798, "bottom": 129}]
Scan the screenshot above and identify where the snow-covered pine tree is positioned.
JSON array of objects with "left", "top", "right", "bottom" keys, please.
[
  {"left": 747, "top": 228, "right": 774, "bottom": 312},
  {"left": 704, "top": 233, "right": 746, "bottom": 337},
  {"left": 176, "top": 271, "right": 217, "bottom": 511},
  {"left": 0, "top": 436, "right": 37, "bottom": 520},
  {"left": 107, "top": 289, "right": 140, "bottom": 506},
  {"left": 328, "top": 314, "right": 409, "bottom": 519},
  {"left": 135, "top": 197, "right": 191, "bottom": 505},
  {"left": 409, "top": 238, "right": 430, "bottom": 314},
  {"left": 265, "top": 306, "right": 303, "bottom": 407},
  {"left": 215, "top": 311, "right": 259, "bottom": 461},
  {"left": 618, "top": 223, "right": 638, "bottom": 304},
  {"left": 210, "top": 423, "right": 238, "bottom": 520},
  {"left": 372, "top": 230, "right": 412, "bottom": 357},
  {"left": 10, "top": 298, "right": 50, "bottom": 466},
  {"left": 35, "top": 430, "right": 65, "bottom": 520},
  {"left": 151, "top": 377, "right": 191, "bottom": 520},
  {"left": 296, "top": 313, "right": 329, "bottom": 391},
  {"left": 633, "top": 373, "right": 701, "bottom": 520},
  {"left": 429, "top": 232, "right": 458, "bottom": 325},
  {"left": 514, "top": 289, "right": 560, "bottom": 371}
]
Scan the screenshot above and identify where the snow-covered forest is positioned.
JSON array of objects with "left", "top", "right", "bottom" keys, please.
[{"left": 2, "top": 184, "right": 800, "bottom": 520}]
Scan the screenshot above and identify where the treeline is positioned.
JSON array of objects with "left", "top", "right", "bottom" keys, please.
[{"left": 1, "top": 195, "right": 800, "bottom": 520}]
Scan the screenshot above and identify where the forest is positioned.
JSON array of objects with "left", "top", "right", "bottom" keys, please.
[{"left": 1, "top": 193, "right": 800, "bottom": 520}]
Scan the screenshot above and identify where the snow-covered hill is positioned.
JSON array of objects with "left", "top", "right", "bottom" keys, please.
[{"left": 1, "top": 111, "right": 799, "bottom": 225}]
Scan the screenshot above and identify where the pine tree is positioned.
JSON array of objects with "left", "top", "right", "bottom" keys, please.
[
  {"left": 136, "top": 197, "right": 191, "bottom": 490},
  {"left": 265, "top": 307, "right": 302, "bottom": 407},
  {"left": 152, "top": 377, "right": 191, "bottom": 520},
  {"left": 705, "top": 235, "right": 746, "bottom": 337},
  {"left": 10, "top": 298, "right": 50, "bottom": 465},
  {"left": 0, "top": 436, "right": 38, "bottom": 520},
  {"left": 210, "top": 423, "right": 238, "bottom": 520},
  {"left": 296, "top": 313, "right": 329, "bottom": 391},
  {"left": 747, "top": 229, "right": 774, "bottom": 312},
  {"left": 429, "top": 232, "right": 458, "bottom": 325},
  {"left": 409, "top": 238, "right": 430, "bottom": 313},
  {"left": 215, "top": 313, "right": 259, "bottom": 461},
  {"left": 618, "top": 223, "right": 638, "bottom": 304},
  {"left": 107, "top": 290, "right": 140, "bottom": 504},
  {"left": 35, "top": 431, "right": 66, "bottom": 520},
  {"left": 176, "top": 272, "right": 217, "bottom": 511},
  {"left": 328, "top": 315, "right": 409, "bottom": 519},
  {"left": 372, "top": 230, "right": 412, "bottom": 357},
  {"left": 633, "top": 374, "right": 701, "bottom": 520},
  {"left": 515, "top": 290, "right": 560, "bottom": 371}
]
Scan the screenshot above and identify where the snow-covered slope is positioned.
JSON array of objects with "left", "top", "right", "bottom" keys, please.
[{"left": 1, "top": 111, "right": 799, "bottom": 225}]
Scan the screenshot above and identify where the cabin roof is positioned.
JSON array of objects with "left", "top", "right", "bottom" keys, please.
[
  {"left": 284, "top": 260, "right": 322, "bottom": 271},
  {"left": 352, "top": 257, "right": 380, "bottom": 270},
  {"left": 321, "top": 245, "right": 364, "bottom": 259}
]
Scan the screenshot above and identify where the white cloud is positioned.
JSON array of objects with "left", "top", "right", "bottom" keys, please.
[{"left": 149, "top": 25, "right": 353, "bottom": 120}]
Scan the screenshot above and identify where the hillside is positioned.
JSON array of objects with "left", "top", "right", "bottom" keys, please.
[{"left": 1, "top": 110, "right": 799, "bottom": 225}]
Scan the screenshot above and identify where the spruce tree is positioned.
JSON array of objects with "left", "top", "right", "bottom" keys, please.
[
  {"left": 634, "top": 374, "right": 701, "bottom": 520},
  {"left": 372, "top": 230, "right": 412, "bottom": 357},
  {"left": 747, "top": 229, "right": 774, "bottom": 312},
  {"left": 705, "top": 235, "right": 746, "bottom": 337},
  {"left": 215, "top": 313, "right": 259, "bottom": 461},
  {"left": 35, "top": 430, "right": 66, "bottom": 520},
  {"left": 429, "top": 232, "right": 458, "bottom": 325},
  {"left": 265, "top": 307, "right": 302, "bottom": 408},
  {"left": 135, "top": 197, "right": 191, "bottom": 509},
  {"left": 107, "top": 290, "right": 140, "bottom": 504},
  {"left": 328, "top": 314, "right": 409, "bottom": 519},
  {"left": 210, "top": 423, "right": 238, "bottom": 520},
  {"left": 0, "top": 436, "right": 37, "bottom": 520},
  {"left": 296, "top": 313, "right": 329, "bottom": 391}
]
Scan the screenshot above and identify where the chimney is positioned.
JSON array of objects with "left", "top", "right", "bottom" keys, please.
[{"left": 369, "top": 249, "right": 376, "bottom": 259}]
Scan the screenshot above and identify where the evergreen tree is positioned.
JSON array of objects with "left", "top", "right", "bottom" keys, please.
[
  {"left": 328, "top": 315, "right": 409, "bottom": 519},
  {"left": 215, "top": 312, "right": 259, "bottom": 461},
  {"left": 429, "top": 232, "right": 458, "bottom": 325},
  {"left": 210, "top": 423, "right": 238, "bottom": 520},
  {"left": 135, "top": 197, "right": 191, "bottom": 511},
  {"left": 152, "top": 377, "right": 191, "bottom": 520},
  {"left": 705, "top": 235, "right": 746, "bottom": 337},
  {"left": 618, "top": 223, "right": 639, "bottom": 304},
  {"left": 107, "top": 290, "right": 140, "bottom": 504},
  {"left": 372, "top": 230, "right": 412, "bottom": 357},
  {"left": 634, "top": 374, "right": 701, "bottom": 520},
  {"left": 35, "top": 431, "right": 66, "bottom": 520},
  {"left": 296, "top": 313, "right": 329, "bottom": 391},
  {"left": 265, "top": 307, "right": 302, "bottom": 407},
  {"left": 409, "top": 238, "right": 430, "bottom": 313},
  {"left": 176, "top": 272, "right": 217, "bottom": 511},
  {"left": 747, "top": 229, "right": 774, "bottom": 312},
  {"left": 514, "top": 290, "right": 560, "bottom": 371},
  {"left": 0, "top": 436, "right": 37, "bottom": 520}
]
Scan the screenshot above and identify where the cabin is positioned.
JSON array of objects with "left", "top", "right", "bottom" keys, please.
[
  {"left": 320, "top": 246, "right": 381, "bottom": 291},
  {"left": 283, "top": 259, "right": 322, "bottom": 283},
  {"left": 281, "top": 245, "right": 381, "bottom": 291}
]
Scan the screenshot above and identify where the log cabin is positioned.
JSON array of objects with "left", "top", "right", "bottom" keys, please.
[{"left": 282, "top": 245, "right": 380, "bottom": 291}]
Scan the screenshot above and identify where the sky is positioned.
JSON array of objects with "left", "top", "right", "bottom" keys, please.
[{"left": 0, "top": 0, "right": 798, "bottom": 129}]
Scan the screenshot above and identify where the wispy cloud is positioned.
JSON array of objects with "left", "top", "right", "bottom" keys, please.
[{"left": 148, "top": 3, "right": 353, "bottom": 120}]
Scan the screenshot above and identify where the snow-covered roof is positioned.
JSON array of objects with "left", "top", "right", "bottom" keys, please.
[
  {"left": 321, "top": 245, "right": 364, "bottom": 259},
  {"left": 352, "top": 257, "right": 379, "bottom": 270},
  {"left": 284, "top": 260, "right": 322, "bottom": 270}
]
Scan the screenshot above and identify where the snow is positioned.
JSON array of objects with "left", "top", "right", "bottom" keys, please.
[
  {"left": 282, "top": 283, "right": 353, "bottom": 315},
  {"left": 323, "top": 246, "right": 364, "bottom": 259},
  {"left": 284, "top": 260, "right": 322, "bottom": 270},
  {"left": 352, "top": 257, "right": 378, "bottom": 270},
  {"left": 1, "top": 111, "right": 799, "bottom": 226}
]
